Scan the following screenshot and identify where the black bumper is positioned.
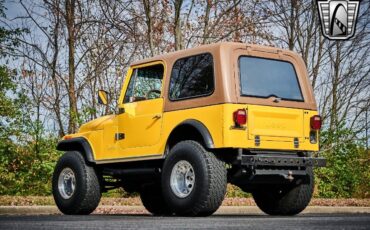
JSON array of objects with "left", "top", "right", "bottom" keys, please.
[
  {"left": 241, "top": 155, "right": 326, "bottom": 168},
  {"left": 229, "top": 154, "right": 326, "bottom": 187}
]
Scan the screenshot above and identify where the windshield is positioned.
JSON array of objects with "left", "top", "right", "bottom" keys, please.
[{"left": 239, "top": 56, "right": 303, "bottom": 101}]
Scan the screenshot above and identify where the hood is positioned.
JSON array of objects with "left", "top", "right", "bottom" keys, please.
[{"left": 78, "top": 115, "right": 115, "bottom": 133}]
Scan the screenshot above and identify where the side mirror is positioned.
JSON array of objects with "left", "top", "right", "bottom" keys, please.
[{"left": 98, "top": 90, "right": 109, "bottom": 105}]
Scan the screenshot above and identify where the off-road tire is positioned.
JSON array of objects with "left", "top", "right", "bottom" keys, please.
[
  {"left": 52, "top": 151, "right": 101, "bottom": 215},
  {"left": 161, "top": 140, "right": 227, "bottom": 216},
  {"left": 252, "top": 167, "right": 314, "bottom": 215},
  {"left": 140, "top": 183, "right": 173, "bottom": 216}
]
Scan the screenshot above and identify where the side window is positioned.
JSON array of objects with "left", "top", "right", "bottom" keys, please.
[
  {"left": 169, "top": 53, "right": 214, "bottom": 100},
  {"left": 124, "top": 64, "right": 164, "bottom": 103}
]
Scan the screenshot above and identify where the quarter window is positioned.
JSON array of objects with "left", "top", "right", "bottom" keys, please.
[{"left": 169, "top": 53, "right": 214, "bottom": 100}]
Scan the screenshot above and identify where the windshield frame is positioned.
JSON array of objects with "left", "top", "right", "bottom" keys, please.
[{"left": 238, "top": 55, "right": 304, "bottom": 102}]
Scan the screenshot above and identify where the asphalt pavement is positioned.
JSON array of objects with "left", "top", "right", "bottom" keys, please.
[{"left": 0, "top": 214, "right": 369, "bottom": 230}]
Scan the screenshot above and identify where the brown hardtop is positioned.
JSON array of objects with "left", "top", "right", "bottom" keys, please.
[{"left": 130, "top": 42, "right": 317, "bottom": 111}]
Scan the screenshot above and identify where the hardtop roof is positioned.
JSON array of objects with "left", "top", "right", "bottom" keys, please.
[
  {"left": 127, "top": 42, "right": 316, "bottom": 111},
  {"left": 130, "top": 42, "right": 296, "bottom": 66}
]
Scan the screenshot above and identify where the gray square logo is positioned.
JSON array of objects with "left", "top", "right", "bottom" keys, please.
[{"left": 317, "top": 0, "right": 360, "bottom": 40}]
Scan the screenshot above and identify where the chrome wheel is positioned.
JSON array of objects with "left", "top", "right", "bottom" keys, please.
[
  {"left": 58, "top": 168, "right": 76, "bottom": 199},
  {"left": 170, "top": 160, "right": 195, "bottom": 198}
]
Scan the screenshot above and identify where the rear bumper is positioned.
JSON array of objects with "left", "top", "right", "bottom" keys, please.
[
  {"left": 229, "top": 153, "right": 326, "bottom": 187},
  {"left": 241, "top": 155, "right": 326, "bottom": 168}
]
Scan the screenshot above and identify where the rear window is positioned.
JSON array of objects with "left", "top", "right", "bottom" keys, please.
[
  {"left": 239, "top": 56, "right": 303, "bottom": 101},
  {"left": 169, "top": 53, "right": 214, "bottom": 100}
]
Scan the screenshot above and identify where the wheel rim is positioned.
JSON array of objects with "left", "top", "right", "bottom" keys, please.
[
  {"left": 170, "top": 160, "right": 195, "bottom": 198},
  {"left": 58, "top": 167, "right": 76, "bottom": 199}
]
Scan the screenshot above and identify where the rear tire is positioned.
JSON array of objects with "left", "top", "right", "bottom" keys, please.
[
  {"left": 52, "top": 151, "right": 101, "bottom": 215},
  {"left": 252, "top": 167, "right": 314, "bottom": 215},
  {"left": 140, "top": 183, "right": 173, "bottom": 216},
  {"left": 161, "top": 141, "right": 227, "bottom": 216}
]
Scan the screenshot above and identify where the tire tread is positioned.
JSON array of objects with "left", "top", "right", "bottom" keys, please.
[
  {"left": 52, "top": 151, "right": 101, "bottom": 215},
  {"left": 164, "top": 141, "right": 227, "bottom": 216},
  {"left": 252, "top": 167, "right": 314, "bottom": 215}
]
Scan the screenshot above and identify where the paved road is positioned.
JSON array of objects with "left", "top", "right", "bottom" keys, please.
[{"left": 0, "top": 214, "right": 369, "bottom": 230}]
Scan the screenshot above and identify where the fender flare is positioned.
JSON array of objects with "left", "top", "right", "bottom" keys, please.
[
  {"left": 171, "top": 119, "right": 215, "bottom": 149},
  {"left": 56, "top": 137, "right": 95, "bottom": 163}
]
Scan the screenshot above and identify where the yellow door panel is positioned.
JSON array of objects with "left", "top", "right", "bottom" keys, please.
[{"left": 120, "top": 98, "right": 164, "bottom": 148}]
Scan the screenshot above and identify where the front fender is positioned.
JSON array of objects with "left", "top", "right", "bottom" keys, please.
[{"left": 56, "top": 137, "right": 95, "bottom": 163}]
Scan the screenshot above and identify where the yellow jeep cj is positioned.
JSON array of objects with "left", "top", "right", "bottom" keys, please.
[{"left": 52, "top": 42, "right": 326, "bottom": 216}]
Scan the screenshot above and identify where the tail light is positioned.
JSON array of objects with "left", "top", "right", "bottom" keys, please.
[
  {"left": 233, "top": 109, "right": 247, "bottom": 126},
  {"left": 310, "top": 115, "right": 322, "bottom": 130}
]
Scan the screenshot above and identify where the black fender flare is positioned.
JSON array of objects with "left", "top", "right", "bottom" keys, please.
[
  {"left": 170, "top": 119, "right": 215, "bottom": 149},
  {"left": 56, "top": 137, "right": 95, "bottom": 163}
]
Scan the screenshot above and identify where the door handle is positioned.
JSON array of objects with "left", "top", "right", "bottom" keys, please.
[
  {"left": 153, "top": 114, "right": 162, "bottom": 119},
  {"left": 115, "top": 133, "right": 125, "bottom": 140}
]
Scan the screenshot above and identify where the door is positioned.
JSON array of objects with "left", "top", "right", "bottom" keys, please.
[{"left": 118, "top": 62, "right": 165, "bottom": 149}]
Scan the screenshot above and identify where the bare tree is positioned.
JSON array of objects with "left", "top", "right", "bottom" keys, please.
[
  {"left": 259, "top": 0, "right": 370, "bottom": 144},
  {"left": 4, "top": 0, "right": 368, "bottom": 147}
]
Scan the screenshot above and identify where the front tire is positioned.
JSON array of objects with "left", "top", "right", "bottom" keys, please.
[
  {"left": 52, "top": 151, "right": 101, "bottom": 215},
  {"left": 161, "top": 141, "right": 227, "bottom": 216},
  {"left": 252, "top": 167, "right": 314, "bottom": 215}
]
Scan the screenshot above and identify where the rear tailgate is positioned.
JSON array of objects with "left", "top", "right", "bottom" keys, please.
[
  {"left": 224, "top": 47, "right": 319, "bottom": 151},
  {"left": 247, "top": 105, "right": 304, "bottom": 142}
]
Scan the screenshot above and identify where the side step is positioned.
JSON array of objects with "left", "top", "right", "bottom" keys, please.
[{"left": 102, "top": 167, "right": 161, "bottom": 176}]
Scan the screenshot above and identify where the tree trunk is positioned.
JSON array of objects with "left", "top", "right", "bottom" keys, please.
[
  {"left": 330, "top": 42, "right": 341, "bottom": 132},
  {"left": 51, "top": 1, "right": 65, "bottom": 137},
  {"left": 142, "top": 0, "right": 155, "bottom": 56},
  {"left": 288, "top": 0, "right": 297, "bottom": 50},
  {"left": 65, "top": 0, "right": 78, "bottom": 134},
  {"left": 174, "top": 0, "right": 183, "bottom": 50},
  {"left": 202, "top": 0, "right": 211, "bottom": 44}
]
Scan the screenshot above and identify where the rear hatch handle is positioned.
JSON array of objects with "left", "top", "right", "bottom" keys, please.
[
  {"left": 273, "top": 97, "right": 282, "bottom": 103},
  {"left": 267, "top": 94, "right": 282, "bottom": 103}
]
